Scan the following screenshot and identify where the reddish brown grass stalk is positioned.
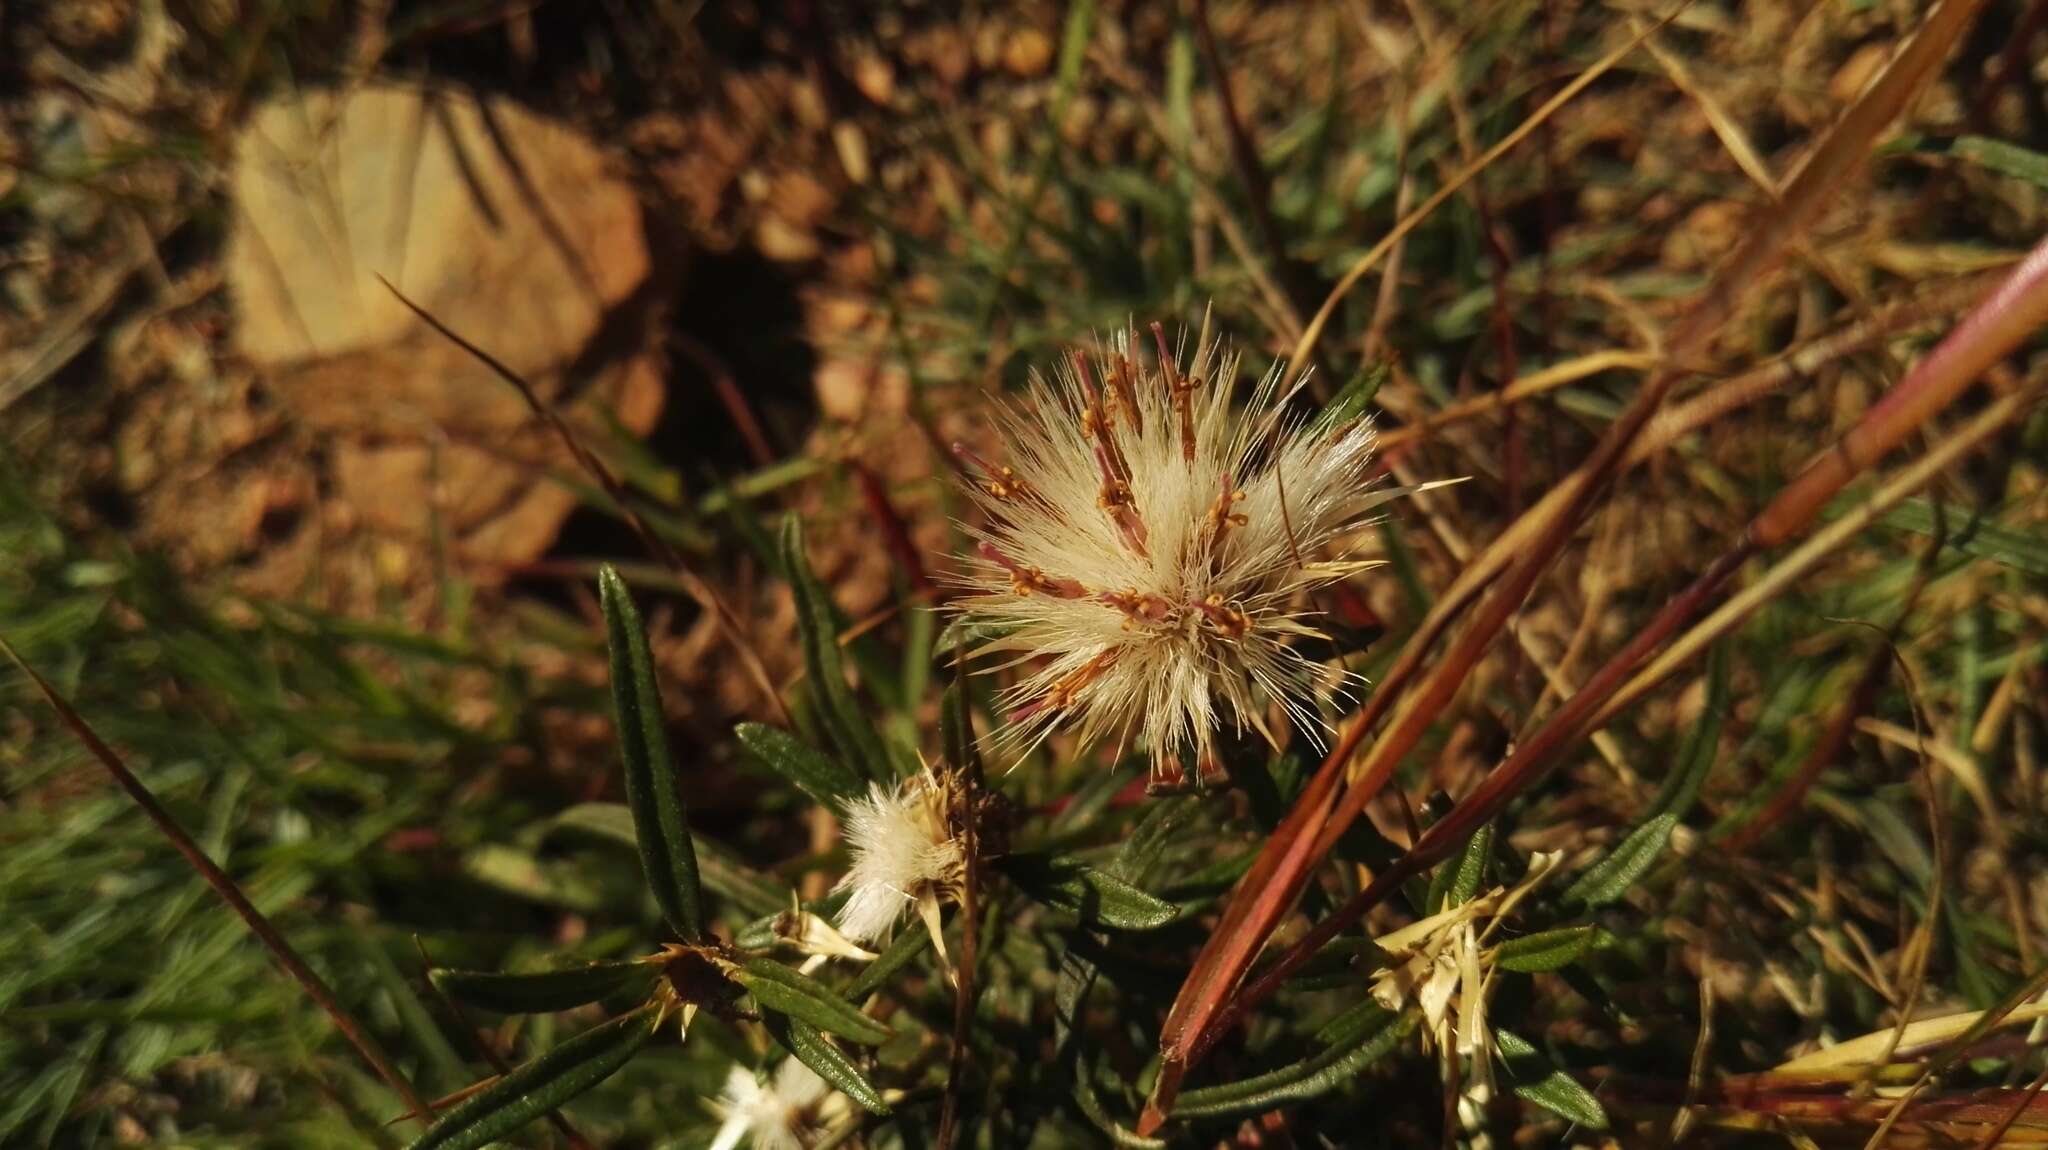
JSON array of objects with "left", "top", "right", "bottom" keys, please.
[
  {"left": 1199, "top": 228, "right": 2048, "bottom": 1077},
  {"left": 1142, "top": 2, "right": 1990, "bottom": 1127},
  {"left": 0, "top": 638, "right": 432, "bottom": 1125},
  {"left": 1720, "top": 639, "right": 1893, "bottom": 855},
  {"left": 377, "top": 276, "right": 792, "bottom": 727},
  {"left": 852, "top": 462, "right": 936, "bottom": 596}
]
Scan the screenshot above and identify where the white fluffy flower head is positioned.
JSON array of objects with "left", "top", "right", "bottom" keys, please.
[
  {"left": 830, "top": 767, "right": 966, "bottom": 953},
  {"left": 954, "top": 318, "right": 1404, "bottom": 790},
  {"left": 709, "top": 1058, "right": 837, "bottom": 1150}
]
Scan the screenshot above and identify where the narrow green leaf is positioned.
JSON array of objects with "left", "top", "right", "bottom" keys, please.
[
  {"left": 844, "top": 921, "right": 931, "bottom": 1000},
  {"left": 941, "top": 673, "right": 978, "bottom": 776},
  {"left": 1952, "top": 135, "right": 2048, "bottom": 189},
  {"left": 1310, "top": 362, "right": 1389, "bottom": 433},
  {"left": 781, "top": 519, "right": 892, "bottom": 781},
  {"left": 735, "top": 722, "right": 866, "bottom": 808},
  {"left": 549, "top": 801, "right": 786, "bottom": 918},
  {"left": 598, "top": 567, "right": 705, "bottom": 941},
  {"left": 999, "top": 854, "right": 1178, "bottom": 931},
  {"left": 734, "top": 958, "right": 892, "bottom": 1045},
  {"left": 1879, "top": 495, "right": 2048, "bottom": 576},
  {"left": 1495, "top": 927, "right": 1607, "bottom": 974},
  {"left": 761, "top": 1013, "right": 891, "bottom": 1115},
  {"left": 1497, "top": 1029, "right": 1608, "bottom": 1130},
  {"left": 429, "top": 961, "right": 657, "bottom": 1015},
  {"left": 405, "top": 1006, "right": 658, "bottom": 1150},
  {"left": 1651, "top": 643, "right": 1729, "bottom": 819},
  {"left": 1173, "top": 1007, "right": 1415, "bottom": 1120},
  {"left": 1073, "top": 1048, "right": 1168, "bottom": 1148},
  {"left": 1562, "top": 812, "right": 1680, "bottom": 909},
  {"left": 1566, "top": 646, "right": 1729, "bottom": 908},
  {"left": 1427, "top": 821, "right": 1493, "bottom": 913}
]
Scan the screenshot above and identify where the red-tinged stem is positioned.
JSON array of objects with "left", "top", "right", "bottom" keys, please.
[
  {"left": 1208, "top": 225, "right": 2048, "bottom": 1061},
  {"left": 1146, "top": 4, "right": 1989, "bottom": 1123},
  {"left": 1720, "top": 640, "right": 1892, "bottom": 855},
  {"left": 674, "top": 332, "right": 775, "bottom": 470},
  {"left": 851, "top": 462, "right": 935, "bottom": 596},
  {"left": 1, "top": 638, "right": 431, "bottom": 1124},
  {"left": 1754, "top": 236, "right": 2048, "bottom": 549}
]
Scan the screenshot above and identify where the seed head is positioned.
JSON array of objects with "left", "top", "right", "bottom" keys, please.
[
  {"left": 953, "top": 319, "right": 1409, "bottom": 791},
  {"left": 830, "top": 767, "right": 967, "bottom": 958}
]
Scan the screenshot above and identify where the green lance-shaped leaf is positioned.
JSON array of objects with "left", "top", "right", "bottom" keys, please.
[
  {"left": 1497, "top": 1029, "right": 1609, "bottom": 1130},
  {"left": 1426, "top": 820, "right": 1494, "bottom": 913},
  {"left": 406, "top": 1005, "right": 658, "bottom": 1150},
  {"left": 598, "top": 566, "right": 705, "bottom": 941},
  {"left": 1565, "top": 644, "right": 1729, "bottom": 908},
  {"left": 761, "top": 1012, "right": 891, "bottom": 1116},
  {"left": 735, "top": 722, "right": 867, "bottom": 808},
  {"left": 1495, "top": 926, "right": 1608, "bottom": 974},
  {"left": 1562, "top": 812, "right": 1681, "bottom": 909},
  {"left": 941, "top": 672, "right": 980, "bottom": 776},
  {"left": 430, "top": 960, "right": 658, "bottom": 1015},
  {"left": 781, "top": 518, "right": 893, "bottom": 781},
  {"left": 732, "top": 957, "right": 892, "bottom": 1046},
  {"left": 999, "top": 854, "right": 1178, "bottom": 931},
  {"left": 1309, "top": 362, "right": 1389, "bottom": 434},
  {"left": 844, "top": 921, "right": 931, "bottom": 1001},
  {"left": 549, "top": 801, "right": 786, "bottom": 919},
  {"left": 1173, "top": 1004, "right": 1416, "bottom": 1120}
]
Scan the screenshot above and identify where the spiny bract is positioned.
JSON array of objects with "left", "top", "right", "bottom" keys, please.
[{"left": 954, "top": 319, "right": 1405, "bottom": 791}]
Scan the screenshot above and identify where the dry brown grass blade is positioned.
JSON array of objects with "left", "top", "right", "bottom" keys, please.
[
  {"left": 0, "top": 636, "right": 431, "bottom": 1125},
  {"left": 1217, "top": 224, "right": 2048, "bottom": 1060},
  {"left": 1283, "top": 6, "right": 1688, "bottom": 371},
  {"left": 376, "top": 275, "right": 792, "bottom": 727},
  {"left": 1144, "top": 0, "right": 1990, "bottom": 1125},
  {"left": 1598, "top": 363, "right": 2048, "bottom": 732},
  {"left": 1147, "top": 18, "right": 1690, "bottom": 1096}
]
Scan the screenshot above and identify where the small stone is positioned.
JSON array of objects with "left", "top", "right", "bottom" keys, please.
[
  {"left": 851, "top": 51, "right": 895, "bottom": 105},
  {"left": 756, "top": 215, "right": 821, "bottom": 262},
  {"left": 1829, "top": 43, "right": 1890, "bottom": 105},
  {"left": 832, "top": 122, "right": 871, "bottom": 185},
  {"left": 1004, "top": 28, "right": 1054, "bottom": 77}
]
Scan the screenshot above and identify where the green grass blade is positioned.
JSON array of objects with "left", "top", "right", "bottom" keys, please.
[
  {"left": 1172, "top": 1007, "right": 1414, "bottom": 1120},
  {"left": 1496, "top": 1029, "right": 1608, "bottom": 1130},
  {"left": 1495, "top": 926, "right": 1607, "bottom": 973},
  {"left": 844, "top": 922, "right": 932, "bottom": 1001}
]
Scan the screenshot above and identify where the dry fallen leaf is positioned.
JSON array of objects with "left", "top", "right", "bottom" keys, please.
[{"left": 225, "top": 82, "right": 664, "bottom": 596}]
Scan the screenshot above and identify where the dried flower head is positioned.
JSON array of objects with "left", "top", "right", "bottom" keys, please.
[
  {"left": 830, "top": 766, "right": 967, "bottom": 958},
  {"left": 954, "top": 318, "right": 1412, "bottom": 791},
  {"left": 709, "top": 1058, "right": 841, "bottom": 1150},
  {"left": 1368, "top": 850, "right": 1563, "bottom": 1093}
]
